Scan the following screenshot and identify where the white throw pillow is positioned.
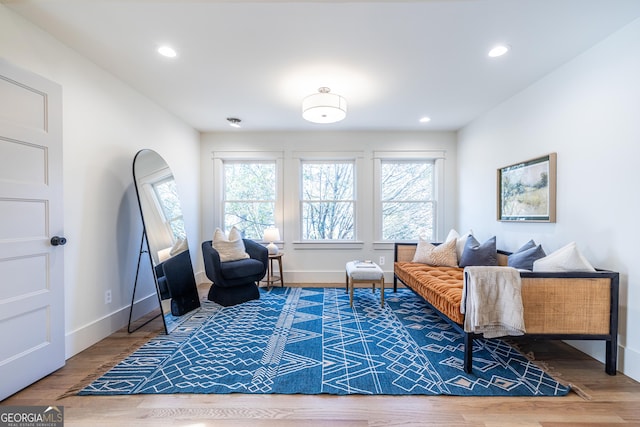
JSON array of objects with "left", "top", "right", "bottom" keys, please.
[
  {"left": 445, "top": 228, "right": 459, "bottom": 242},
  {"left": 532, "top": 242, "right": 596, "bottom": 272},
  {"left": 212, "top": 227, "right": 250, "bottom": 262},
  {"left": 445, "top": 228, "right": 473, "bottom": 263},
  {"left": 412, "top": 237, "right": 458, "bottom": 267},
  {"left": 228, "top": 226, "right": 243, "bottom": 241},
  {"left": 169, "top": 238, "right": 189, "bottom": 256}
]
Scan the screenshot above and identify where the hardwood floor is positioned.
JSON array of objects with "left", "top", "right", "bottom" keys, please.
[{"left": 2, "top": 284, "right": 640, "bottom": 426}]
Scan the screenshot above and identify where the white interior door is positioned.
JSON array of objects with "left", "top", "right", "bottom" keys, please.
[{"left": 0, "top": 59, "right": 64, "bottom": 401}]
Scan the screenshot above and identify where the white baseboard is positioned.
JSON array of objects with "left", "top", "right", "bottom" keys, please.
[
  {"left": 284, "top": 270, "right": 394, "bottom": 284},
  {"left": 559, "top": 340, "right": 639, "bottom": 383},
  {"left": 195, "top": 270, "right": 208, "bottom": 285},
  {"left": 619, "top": 343, "right": 640, "bottom": 382},
  {"left": 196, "top": 269, "right": 394, "bottom": 286},
  {"left": 64, "top": 292, "right": 158, "bottom": 359}
]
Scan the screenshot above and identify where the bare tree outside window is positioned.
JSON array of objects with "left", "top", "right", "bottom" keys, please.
[
  {"left": 301, "top": 161, "right": 355, "bottom": 240},
  {"left": 223, "top": 161, "right": 276, "bottom": 239},
  {"left": 381, "top": 161, "right": 435, "bottom": 240}
]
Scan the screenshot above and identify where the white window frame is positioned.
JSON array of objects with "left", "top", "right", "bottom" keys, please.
[
  {"left": 293, "top": 151, "right": 364, "bottom": 249},
  {"left": 300, "top": 159, "right": 356, "bottom": 241},
  {"left": 212, "top": 151, "right": 284, "bottom": 242},
  {"left": 373, "top": 150, "right": 446, "bottom": 249}
]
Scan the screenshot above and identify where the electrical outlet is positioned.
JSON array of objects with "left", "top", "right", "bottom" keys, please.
[
  {"left": 105, "top": 290, "right": 112, "bottom": 305},
  {"left": 379, "top": 256, "right": 385, "bottom": 266}
]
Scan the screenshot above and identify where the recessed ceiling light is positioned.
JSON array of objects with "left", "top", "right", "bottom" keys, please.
[
  {"left": 157, "top": 45, "right": 177, "bottom": 58},
  {"left": 419, "top": 116, "right": 431, "bottom": 123},
  {"left": 488, "top": 44, "right": 510, "bottom": 58},
  {"left": 227, "top": 117, "right": 242, "bottom": 128}
]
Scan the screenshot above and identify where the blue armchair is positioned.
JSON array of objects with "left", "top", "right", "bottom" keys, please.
[
  {"left": 160, "top": 249, "right": 201, "bottom": 316},
  {"left": 152, "top": 250, "right": 201, "bottom": 316},
  {"left": 201, "top": 239, "right": 268, "bottom": 306}
]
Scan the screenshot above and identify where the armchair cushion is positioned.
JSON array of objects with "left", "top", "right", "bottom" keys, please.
[{"left": 219, "top": 258, "right": 266, "bottom": 281}]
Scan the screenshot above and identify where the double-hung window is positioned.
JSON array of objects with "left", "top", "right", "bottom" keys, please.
[
  {"left": 300, "top": 160, "right": 355, "bottom": 240},
  {"left": 379, "top": 159, "right": 435, "bottom": 241},
  {"left": 222, "top": 160, "right": 277, "bottom": 240}
]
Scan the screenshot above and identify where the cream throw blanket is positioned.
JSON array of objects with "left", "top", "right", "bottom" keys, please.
[{"left": 460, "top": 266, "right": 525, "bottom": 338}]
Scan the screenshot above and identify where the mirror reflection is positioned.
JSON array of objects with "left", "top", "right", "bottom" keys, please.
[{"left": 132, "top": 149, "right": 200, "bottom": 333}]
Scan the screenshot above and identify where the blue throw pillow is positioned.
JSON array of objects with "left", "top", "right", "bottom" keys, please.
[
  {"left": 459, "top": 235, "right": 497, "bottom": 267},
  {"left": 514, "top": 239, "right": 536, "bottom": 253},
  {"left": 508, "top": 241, "right": 546, "bottom": 271}
]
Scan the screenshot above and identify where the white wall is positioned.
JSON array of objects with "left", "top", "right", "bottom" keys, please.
[
  {"left": 0, "top": 5, "right": 201, "bottom": 358},
  {"left": 458, "top": 18, "right": 640, "bottom": 381},
  {"left": 200, "top": 131, "right": 457, "bottom": 284}
]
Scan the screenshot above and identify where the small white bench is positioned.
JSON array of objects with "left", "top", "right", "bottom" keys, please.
[{"left": 345, "top": 261, "right": 384, "bottom": 307}]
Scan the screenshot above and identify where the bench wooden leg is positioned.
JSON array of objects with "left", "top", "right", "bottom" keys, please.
[
  {"left": 349, "top": 278, "right": 354, "bottom": 307},
  {"left": 348, "top": 278, "right": 384, "bottom": 308}
]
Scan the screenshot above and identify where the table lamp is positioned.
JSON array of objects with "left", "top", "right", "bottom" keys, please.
[{"left": 263, "top": 227, "right": 280, "bottom": 255}]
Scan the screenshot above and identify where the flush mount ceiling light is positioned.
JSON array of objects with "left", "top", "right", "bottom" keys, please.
[
  {"left": 157, "top": 45, "right": 177, "bottom": 58},
  {"left": 419, "top": 116, "right": 432, "bottom": 123},
  {"left": 227, "top": 117, "right": 241, "bottom": 128},
  {"left": 488, "top": 44, "right": 510, "bottom": 58},
  {"left": 302, "top": 87, "right": 347, "bottom": 124}
]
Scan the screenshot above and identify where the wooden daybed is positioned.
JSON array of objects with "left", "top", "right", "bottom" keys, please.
[{"left": 393, "top": 242, "right": 620, "bottom": 375}]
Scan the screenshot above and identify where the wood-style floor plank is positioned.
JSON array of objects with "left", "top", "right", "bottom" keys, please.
[{"left": 2, "top": 284, "right": 640, "bottom": 426}]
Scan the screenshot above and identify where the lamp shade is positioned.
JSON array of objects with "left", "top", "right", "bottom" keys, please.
[
  {"left": 263, "top": 227, "right": 280, "bottom": 242},
  {"left": 302, "top": 87, "right": 347, "bottom": 124},
  {"left": 263, "top": 227, "right": 280, "bottom": 255}
]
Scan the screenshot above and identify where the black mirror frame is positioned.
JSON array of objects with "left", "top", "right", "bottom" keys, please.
[{"left": 128, "top": 149, "right": 200, "bottom": 333}]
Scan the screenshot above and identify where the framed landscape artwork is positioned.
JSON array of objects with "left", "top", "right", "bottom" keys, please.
[{"left": 497, "top": 153, "right": 557, "bottom": 222}]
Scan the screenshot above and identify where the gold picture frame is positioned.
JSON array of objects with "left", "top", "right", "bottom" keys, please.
[{"left": 497, "top": 153, "right": 557, "bottom": 222}]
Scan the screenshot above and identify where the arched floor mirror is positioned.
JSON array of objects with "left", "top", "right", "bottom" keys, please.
[{"left": 129, "top": 149, "right": 200, "bottom": 333}]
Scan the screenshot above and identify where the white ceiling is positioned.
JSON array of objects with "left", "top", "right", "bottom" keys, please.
[{"left": 4, "top": 0, "right": 640, "bottom": 132}]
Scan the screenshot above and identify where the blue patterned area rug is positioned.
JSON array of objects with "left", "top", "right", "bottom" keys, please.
[{"left": 80, "top": 287, "right": 570, "bottom": 396}]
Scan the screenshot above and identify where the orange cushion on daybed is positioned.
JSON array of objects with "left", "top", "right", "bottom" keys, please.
[{"left": 394, "top": 262, "right": 464, "bottom": 325}]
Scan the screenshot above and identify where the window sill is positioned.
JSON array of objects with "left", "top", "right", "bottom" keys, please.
[
  {"left": 373, "top": 240, "right": 419, "bottom": 250},
  {"left": 292, "top": 241, "right": 365, "bottom": 250}
]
